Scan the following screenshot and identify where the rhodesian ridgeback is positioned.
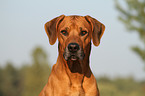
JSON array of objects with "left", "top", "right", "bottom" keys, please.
[{"left": 39, "top": 15, "right": 105, "bottom": 96}]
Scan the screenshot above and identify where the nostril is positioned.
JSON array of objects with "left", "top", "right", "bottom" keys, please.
[
  {"left": 74, "top": 45, "right": 79, "bottom": 50},
  {"left": 74, "top": 47, "right": 77, "bottom": 49},
  {"left": 68, "top": 46, "right": 73, "bottom": 51}
]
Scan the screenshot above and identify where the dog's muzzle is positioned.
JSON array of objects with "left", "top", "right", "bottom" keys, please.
[{"left": 63, "top": 43, "right": 85, "bottom": 61}]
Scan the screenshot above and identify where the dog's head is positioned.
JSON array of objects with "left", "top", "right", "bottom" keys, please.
[{"left": 45, "top": 15, "right": 105, "bottom": 61}]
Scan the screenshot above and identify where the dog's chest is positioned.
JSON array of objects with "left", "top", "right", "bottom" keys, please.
[{"left": 65, "top": 85, "right": 85, "bottom": 96}]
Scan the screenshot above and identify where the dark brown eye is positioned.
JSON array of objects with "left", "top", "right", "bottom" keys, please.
[
  {"left": 80, "top": 31, "right": 87, "bottom": 36},
  {"left": 61, "top": 30, "right": 68, "bottom": 36}
]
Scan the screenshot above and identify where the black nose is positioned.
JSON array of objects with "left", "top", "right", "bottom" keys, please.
[{"left": 68, "top": 43, "right": 80, "bottom": 52}]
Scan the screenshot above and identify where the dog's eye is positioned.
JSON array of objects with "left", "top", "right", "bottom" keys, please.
[
  {"left": 61, "top": 30, "right": 68, "bottom": 36},
  {"left": 80, "top": 31, "right": 87, "bottom": 36}
]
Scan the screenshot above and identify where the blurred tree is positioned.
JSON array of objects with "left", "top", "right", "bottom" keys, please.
[
  {"left": 115, "top": 0, "right": 145, "bottom": 64},
  {"left": 22, "top": 47, "right": 51, "bottom": 96},
  {"left": 0, "top": 62, "right": 22, "bottom": 96}
]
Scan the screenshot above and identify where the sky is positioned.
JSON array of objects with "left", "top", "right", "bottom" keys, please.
[{"left": 0, "top": 0, "right": 145, "bottom": 80}]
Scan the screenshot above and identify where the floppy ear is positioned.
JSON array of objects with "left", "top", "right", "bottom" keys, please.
[
  {"left": 44, "top": 15, "right": 65, "bottom": 45},
  {"left": 85, "top": 15, "right": 105, "bottom": 46}
]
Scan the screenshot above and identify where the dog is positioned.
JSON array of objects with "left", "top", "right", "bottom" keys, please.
[{"left": 39, "top": 15, "right": 105, "bottom": 96}]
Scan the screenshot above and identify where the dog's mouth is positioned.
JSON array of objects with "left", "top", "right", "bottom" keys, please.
[
  {"left": 63, "top": 49, "right": 85, "bottom": 61},
  {"left": 69, "top": 55, "right": 78, "bottom": 61}
]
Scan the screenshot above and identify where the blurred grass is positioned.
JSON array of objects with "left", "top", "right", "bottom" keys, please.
[{"left": 97, "top": 77, "right": 145, "bottom": 96}]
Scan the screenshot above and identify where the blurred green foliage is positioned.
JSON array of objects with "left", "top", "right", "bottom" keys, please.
[
  {"left": 0, "top": 47, "right": 145, "bottom": 96},
  {"left": 98, "top": 77, "right": 145, "bottom": 96},
  {"left": 0, "top": 47, "right": 51, "bottom": 96},
  {"left": 115, "top": 0, "right": 145, "bottom": 63}
]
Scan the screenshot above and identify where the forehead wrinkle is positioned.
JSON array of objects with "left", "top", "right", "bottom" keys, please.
[
  {"left": 59, "top": 16, "right": 91, "bottom": 33},
  {"left": 69, "top": 15, "right": 81, "bottom": 20},
  {"left": 70, "top": 17, "right": 90, "bottom": 29}
]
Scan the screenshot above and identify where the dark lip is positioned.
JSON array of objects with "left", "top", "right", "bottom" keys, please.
[
  {"left": 70, "top": 55, "right": 78, "bottom": 61},
  {"left": 70, "top": 54, "right": 76, "bottom": 56},
  {"left": 67, "top": 54, "right": 78, "bottom": 61}
]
